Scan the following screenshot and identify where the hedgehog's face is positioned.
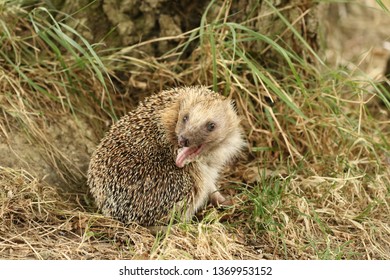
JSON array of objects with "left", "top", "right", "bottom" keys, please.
[{"left": 174, "top": 98, "right": 238, "bottom": 168}]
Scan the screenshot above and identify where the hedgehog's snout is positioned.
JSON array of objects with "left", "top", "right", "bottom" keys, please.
[{"left": 178, "top": 135, "right": 190, "bottom": 147}]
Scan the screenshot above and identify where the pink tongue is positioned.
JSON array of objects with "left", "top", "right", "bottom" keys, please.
[{"left": 175, "top": 146, "right": 202, "bottom": 168}]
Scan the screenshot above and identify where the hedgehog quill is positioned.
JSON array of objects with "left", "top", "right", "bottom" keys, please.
[{"left": 87, "top": 86, "right": 245, "bottom": 226}]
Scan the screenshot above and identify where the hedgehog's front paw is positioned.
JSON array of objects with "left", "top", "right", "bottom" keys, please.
[{"left": 209, "top": 191, "right": 233, "bottom": 207}]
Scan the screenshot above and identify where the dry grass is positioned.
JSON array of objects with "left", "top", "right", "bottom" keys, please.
[
  {"left": 0, "top": 1, "right": 389, "bottom": 260},
  {"left": 0, "top": 166, "right": 261, "bottom": 259}
]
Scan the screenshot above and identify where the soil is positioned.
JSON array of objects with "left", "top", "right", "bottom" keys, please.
[
  {"left": 323, "top": 1, "right": 390, "bottom": 78},
  {"left": 0, "top": 115, "right": 96, "bottom": 188}
]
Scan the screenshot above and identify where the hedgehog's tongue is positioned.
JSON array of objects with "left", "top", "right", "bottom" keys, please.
[{"left": 175, "top": 145, "right": 203, "bottom": 168}]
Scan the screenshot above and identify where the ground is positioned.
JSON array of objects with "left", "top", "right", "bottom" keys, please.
[{"left": 0, "top": 0, "right": 389, "bottom": 259}]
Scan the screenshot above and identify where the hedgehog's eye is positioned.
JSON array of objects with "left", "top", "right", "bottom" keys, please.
[
  {"left": 206, "top": 122, "right": 215, "bottom": 132},
  {"left": 183, "top": 114, "right": 189, "bottom": 123}
]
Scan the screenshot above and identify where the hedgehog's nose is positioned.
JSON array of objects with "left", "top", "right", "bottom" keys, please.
[{"left": 178, "top": 135, "right": 190, "bottom": 147}]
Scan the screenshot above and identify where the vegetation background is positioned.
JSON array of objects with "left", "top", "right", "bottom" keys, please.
[{"left": 0, "top": 0, "right": 389, "bottom": 259}]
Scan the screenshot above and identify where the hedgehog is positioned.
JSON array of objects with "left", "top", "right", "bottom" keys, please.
[{"left": 87, "top": 86, "right": 245, "bottom": 226}]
